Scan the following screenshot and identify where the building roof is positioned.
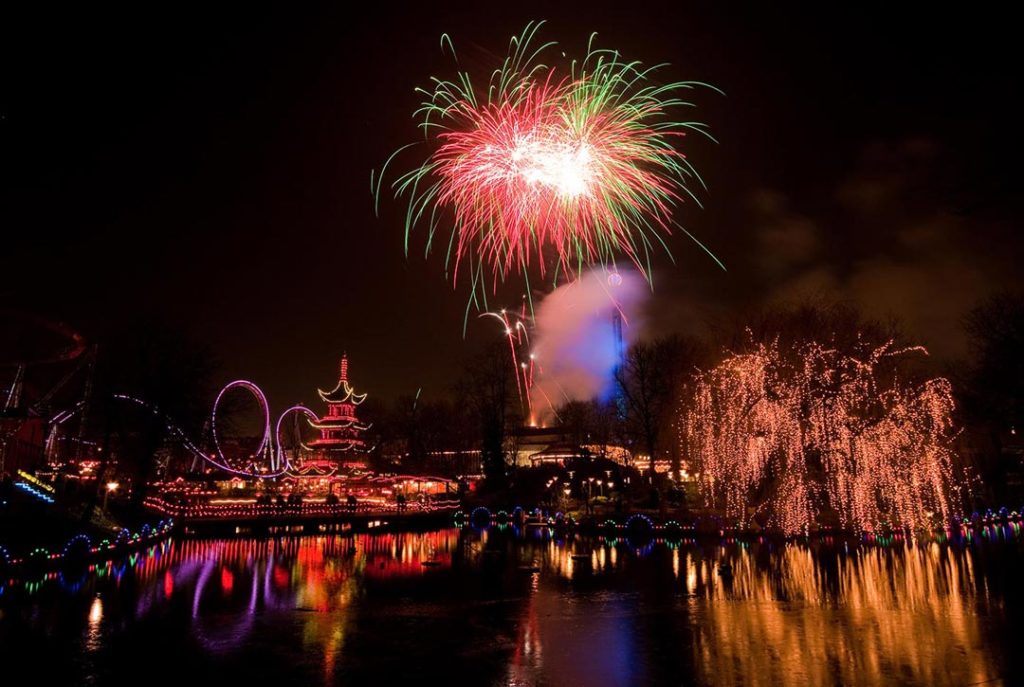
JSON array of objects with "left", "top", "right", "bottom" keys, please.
[{"left": 528, "top": 441, "right": 590, "bottom": 462}]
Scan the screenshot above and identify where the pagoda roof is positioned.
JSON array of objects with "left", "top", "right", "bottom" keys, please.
[
  {"left": 306, "top": 438, "right": 371, "bottom": 453},
  {"left": 318, "top": 381, "right": 367, "bottom": 405},
  {"left": 286, "top": 462, "right": 338, "bottom": 477},
  {"left": 319, "top": 354, "right": 367, "bottom": 404}
]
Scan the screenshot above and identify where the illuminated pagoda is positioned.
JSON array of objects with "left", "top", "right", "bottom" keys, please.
[{"left": 300, "top": 354, "right": 372, "bottom": 473}]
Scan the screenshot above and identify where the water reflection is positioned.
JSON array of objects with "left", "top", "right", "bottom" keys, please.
[
  {"left": 690, "top": 544, "right": 997, "bottom": 686},
  {"left": 85, "top": 595, "right": 103, "bottom": 651},
  {"left": 0, "top": 528, "right": 1021, "bottom": 686}
]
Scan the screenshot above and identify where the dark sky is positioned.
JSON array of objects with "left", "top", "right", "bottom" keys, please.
[{"left": 3, "top": 2, "right": 1022, "bottom": 408}]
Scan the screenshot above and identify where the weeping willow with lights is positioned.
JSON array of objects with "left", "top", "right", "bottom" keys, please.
[{"left": 682, "top": 339, "right": 962, "bottom": 535}]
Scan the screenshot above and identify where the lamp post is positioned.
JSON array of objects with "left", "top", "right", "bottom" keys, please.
[{"left": 103, "top": 481, "right": 119, "bottom": 512}]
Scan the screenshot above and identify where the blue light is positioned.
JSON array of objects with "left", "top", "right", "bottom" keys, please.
[{"left": 14, "top": 481, "right": 55, "bottom": 504}]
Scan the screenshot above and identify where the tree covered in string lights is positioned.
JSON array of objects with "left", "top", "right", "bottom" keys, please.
[{"left": 681, "top": 304, "right": 963, "bottom": 534}]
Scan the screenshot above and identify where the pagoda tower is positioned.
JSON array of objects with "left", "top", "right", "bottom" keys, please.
[{"left": 305, "top": 354, "right": 372, "bottom": 470}]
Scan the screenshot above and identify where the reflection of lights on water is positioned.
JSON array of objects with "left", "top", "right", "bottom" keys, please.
[
  {"left": 27, "top": 525, "right": 1015, "bottom": 687},
  {"left": 595, "top": 546, "right": 607, "bottom": 570},
  {"left": 88, "top": 596, "right": 103, "bottom": 625},
  {"left": 323, "top": 626, "right": 344, "bottom": 681},
  {"left": 220, "top": 567, "right": 234, "bottom": 594},
  {"left": 687, "top": 543, "right": 996, "bottom": 686},
  {"left": 84, "top": 595, "right": 103, "bottom": 653}
]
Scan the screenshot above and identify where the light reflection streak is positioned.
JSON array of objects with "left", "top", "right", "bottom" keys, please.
[
  {"left": 683, "top": 542, "right": 1002, "bottom": 686},
  {"left": 81, "top": 594, "right": 104, "bottom": 659}
]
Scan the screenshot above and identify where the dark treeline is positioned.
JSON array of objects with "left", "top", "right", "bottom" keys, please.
[
  {"left": 356, "top": 293, "right": 1024, "bottom": 507},
  {"left": 31, "top": 291, "right": 1024, "bottom": 514}
]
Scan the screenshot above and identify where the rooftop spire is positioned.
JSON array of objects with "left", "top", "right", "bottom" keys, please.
[{"left": 339, "top": 353, "right": 349, "bottom": 384}]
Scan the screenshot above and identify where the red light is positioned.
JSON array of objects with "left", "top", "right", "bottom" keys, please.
[{"left": 220, "top": 567, "right": 234, "bottom": 594}]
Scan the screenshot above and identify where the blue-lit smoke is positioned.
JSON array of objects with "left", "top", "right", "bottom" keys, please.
[{"left": 530, "top": 268, "right": 647, "bottom": 420}]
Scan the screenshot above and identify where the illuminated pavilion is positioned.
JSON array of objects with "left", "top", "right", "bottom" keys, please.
[{"left": 297, "top": 354, "right": 371, "bottom": 474}]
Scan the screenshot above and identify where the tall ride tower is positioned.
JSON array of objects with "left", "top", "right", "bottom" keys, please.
[{"left": 612, "top": 309, "right": 627, "bottom": 418}]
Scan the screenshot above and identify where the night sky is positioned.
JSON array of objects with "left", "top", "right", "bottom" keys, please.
[{"left": 3, "top": 3, "right": 1021, "bottom": 408}]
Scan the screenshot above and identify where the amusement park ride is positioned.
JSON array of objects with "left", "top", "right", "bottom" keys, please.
[
  {"left": 190, "top": 353, "right": 373, "bottom": 479},
  {"left": 0, "top": 311, "right": 95, "bottom": 476},
  {"left": 121, "top": 354, "right": 377, "bottom": 480}
]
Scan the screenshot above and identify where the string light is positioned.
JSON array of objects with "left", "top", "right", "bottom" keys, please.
[
  {"left": 13, "top": 480, "right": 55, "bottom": 504},
  {"left": 0, "top": 519, "right": 172, "bottom": 571},
  {"left": 144, "top": 496, "right": 459, "bottom": 520}
]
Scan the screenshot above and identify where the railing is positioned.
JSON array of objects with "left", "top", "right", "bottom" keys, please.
[{"left": 144, "top": 496, "right": 462, "bottom": 521}]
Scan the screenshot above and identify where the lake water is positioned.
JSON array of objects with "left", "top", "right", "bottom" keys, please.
[{"left": 1, "top": 526, "right": 1021, "bottom": 686}]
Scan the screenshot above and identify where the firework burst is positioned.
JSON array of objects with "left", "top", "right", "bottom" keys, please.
[{"left": 376, "top": 21, "right": 721, "bottom": 305}]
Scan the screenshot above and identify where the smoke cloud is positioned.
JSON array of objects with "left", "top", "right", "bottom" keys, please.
[{"left": 530, "top": 268, "right": 648, "bottom": 420}]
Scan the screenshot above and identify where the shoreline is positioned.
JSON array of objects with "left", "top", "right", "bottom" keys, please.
[{"left": 0, "top": 518, "right": 174, "bottom": 579}]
